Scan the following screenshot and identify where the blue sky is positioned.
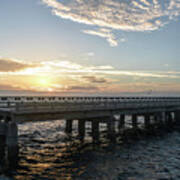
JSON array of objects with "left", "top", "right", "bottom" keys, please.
[{"left": 0, "top": 0, "right": 180, "bottom": 94}]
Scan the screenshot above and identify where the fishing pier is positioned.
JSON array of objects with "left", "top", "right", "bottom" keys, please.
[{"left": 0, "top": 96, "right": 180, "bottom": 167}]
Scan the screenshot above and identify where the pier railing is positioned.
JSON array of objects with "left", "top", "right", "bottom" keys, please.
[{"left": 0, "top": 97, "right": 180, "bottom": 113}]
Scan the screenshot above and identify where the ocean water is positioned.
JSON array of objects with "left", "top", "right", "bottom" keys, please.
[
  {"left": 9, "top": 118, "right": 124, "bottom": 180},
  {"left": 17, "top": 120, "right": 93, "bottom": 180},
  {"left": 1, "top": 116, "right": 133, "bottom": 179},
  {"left": 1, "top": 117, "right": 179, "bottom": 180}
]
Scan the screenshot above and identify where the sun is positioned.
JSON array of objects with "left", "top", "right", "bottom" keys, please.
[
  {"left": 38, "top": 78, "right": 51, "bottom": 87},
  {"left": 29, "top": 76, "right": 57, "bottom": 92},
  {"left": 39, "top": 79, "right": 48, "bottom": 85}
]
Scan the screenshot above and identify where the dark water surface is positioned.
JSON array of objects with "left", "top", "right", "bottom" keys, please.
[
  {"left": 4, "top": 119, "right": 119, "bottom": 179},
  {"left": 0, "top": 118, "right": 180, "bottom": 180},
  {"left": 17, "top": 120, "right": 93, "bottom": 180}
]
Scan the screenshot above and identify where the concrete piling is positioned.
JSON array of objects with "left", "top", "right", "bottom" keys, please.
[
  {"left": 166, "top": 112, "right": 173, "bottom": 127},
  {"left": 155, "top": 112, "right": 163, "bottom": 128},
  {"left": 118, "top": 114, "right": 125, "bottom": 131},
  {"left": 78, "top": 119, "right": 85, "bottom": 141},
  {"left": 162, "top": 112, "right": 166, "bottom": 124},
  {"left": 174, "top": 111, "right": 180, "bottom": 125},
  {"left": 152, "top": 114, "right": 157, "bottom": 125},
  {"left": 144, "top": 114, "right": 150, "bottom": 129},
  {"left": 0, "top": 118, "right": 7, "bottom": 165},
  {"left": 65, "top": 119, "right": 73, "bottom": 134},
  {"left": 92, "top": 120, "right": 99, "bottom": 144},
  {"left": 6, "top": 121, "right": 19, "bottom": 168},
  {"left": 152, "top": 114, "right": 158, "bottom": 127},
  {"left": 165, "top": 112, "right": 168, "bottom": 124},
  {"left": 172, "top": 112, "right": 175, "bottom": 123},
  {"left": 132, "top": 114, "right": 138, "bottom": 129},
  {"left": 107, "top": 117, "right": 116, "bottom": 142}
]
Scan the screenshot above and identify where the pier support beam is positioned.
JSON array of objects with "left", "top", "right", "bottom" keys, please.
[
  {"left": 164, "top": 112, "right": 168, "bottom": 124},
  {"left": 132, "top": 114, "right": 138, "bottom": 129},
  {"left": 0, "top": 117, "right": 7, "bottom": 166},
  {"left": 152, "top": 114, "right": 157, "bottom": 125},
  {"left": 166, "top": 112, "right": 173, "bottom": 127},
  {"left": 144, "top": 114, "right": 151, "bottom": 129},
  {"left": 162, "top": 112, "right": 166, "bottom": 124},
  {"left": 107, "top": 117, "right": 116, "bottom": 142},
  {"left": 6, "top": 121, "right": 19, "bottom": 168},
  {"left": 65, "top": 120, "right": 73, "bottom": 134},
  {"left": 78, "top": 120, "right": 85, "bottom": 141},
  {"left": 118, "top": 114, "right": 125, "bottom": 131},
  {"left": 92, "top": 120, "right": 99, "bottom": 144},
  {"left": 172, "top": 112, "right": 176, "bottom": 123},
  {"left": 174, "top": 111, "right": 180, "bottom": 125},
  {"left": 155, "top": 112, "right": 163, "bottom": 128}
]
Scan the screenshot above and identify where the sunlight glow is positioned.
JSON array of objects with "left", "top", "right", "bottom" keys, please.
[
  {"left": 33, "top": 77, "right": 53, "bottom": 89},
  {"left": 39, "top": 79, "right": 50, "bottom": 86}
]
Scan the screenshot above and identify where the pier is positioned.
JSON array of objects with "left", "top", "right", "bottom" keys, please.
[{"left": 0, "top": 96, "right": 180, "bottom": 167}]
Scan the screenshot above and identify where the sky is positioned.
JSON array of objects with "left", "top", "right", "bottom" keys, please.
[{"left": 0, "top": 0, "right": 180, "bottom": 95}]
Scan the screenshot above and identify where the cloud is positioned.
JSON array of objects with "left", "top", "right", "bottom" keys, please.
[
  {"left": 82, "top": 28, "right": 118, "bottom": 47},
  {"left": 81, "top": 76, "right": 108, "bottom": 83},
  {"left": 0, "top": 84, "right": 22, "bottom": 91},
  {"left": 66, "top": 85, "right": 99, "bottom": 92},
  {"left": 0, "top": 58, "right": 38, "bottom": 72},
  {"left": 40, "top": 60, "right": 180, "bottom": 79},
  {"left": 87, "top": 52, "right": 95, "bottom": 57},
  {"left": 42, "top": 60, "right": 83, "bottom": 70},
  {"left": 1, "top": 58, "right": 180, "bottom": 93},
  {"left": 98, "top": 70, "right": 180, "bottom": 78},
  {"left": 139, "top": 0, "right": 151, "bottom": 6},
  {"left": 42, "top": 0, "right": 180, "bottom": 46},
  {"left": 2, "top": 59, "right": 179, "bottom": 79}
]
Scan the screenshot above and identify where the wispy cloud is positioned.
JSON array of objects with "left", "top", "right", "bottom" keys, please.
[
  {"left": 1, "top": 59, "right": 180, "bottom": 79},
  {"left": 1, "top": 58, "right": 180, "bottom": 93},
  {"left": 82, "top": 28, "right": 119, "bottom": 47},
  {"left": 42, "top": 0, "right": 180, "bottom": 46},
  {"left": 87, "top": 52, "right": 95, "bottom": 57},
  {"left": 66, "top": 85, "right": 99, "bottom": 92},
  {"left": 0, "top": 58, "right": 39, "bottom": 72},
  {"left": 81, "top": 76, "right": 108, "bottom": 83},
  {"left": 36, "top": 61, "right": 180, "bottom": 79},
  {"left": 0, "top": 84, "right": 24, "bottom": 91}
]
